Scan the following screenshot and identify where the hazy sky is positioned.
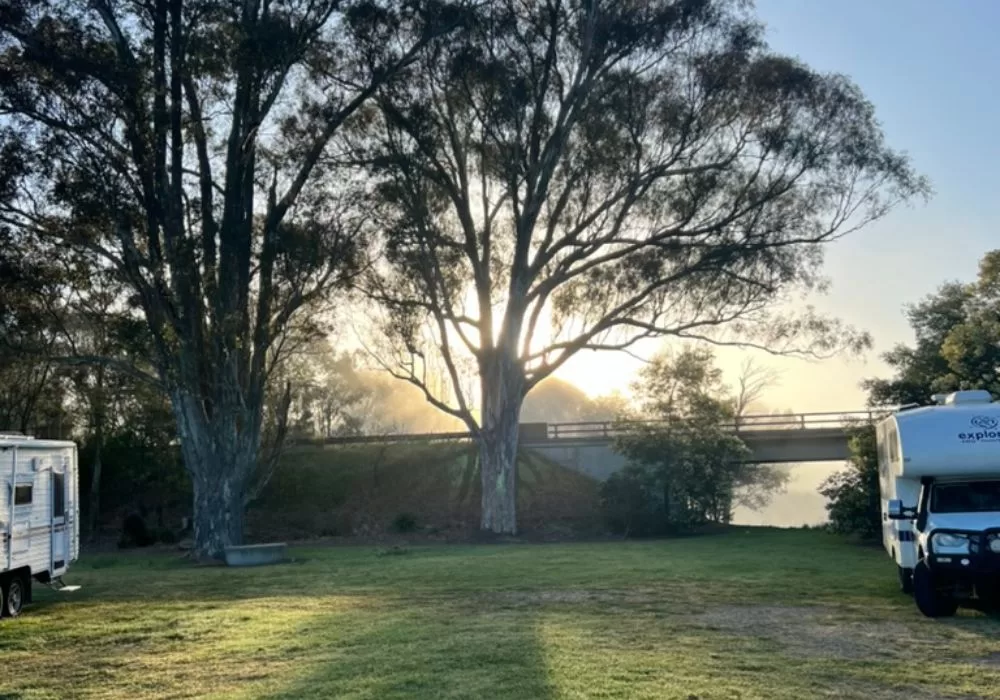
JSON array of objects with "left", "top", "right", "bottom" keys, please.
[{"left": 560, "top": 0, "right": 1000, "bottom": 413}]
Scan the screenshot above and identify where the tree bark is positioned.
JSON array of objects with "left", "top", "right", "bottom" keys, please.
[
  {"left": 87, "top": 365, "right": 106, "bottom": 542},
  {"left": 172, "top": 391, "right": 256, "bottom": 559},
  {"left": 87, "top": 437, "right": 103, "bottom": 541},
  {"left": 191, "top": 472, "right": 245, "bottom": 559},
  {"left": 479, "top": 356, "right": 524, "bottom": 534}
]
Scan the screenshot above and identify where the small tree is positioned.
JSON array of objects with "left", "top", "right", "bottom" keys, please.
[
  {"left": 606, "top": 346, "right": 786, "bottom": 534},
  {"left": 361, "top": 0, "right": 926, "bottom": 534}
]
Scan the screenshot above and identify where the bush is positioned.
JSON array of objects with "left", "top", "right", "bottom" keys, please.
[
  {"left": 820, "top": 425, "right": 881, "bottom": 539},
  {"left": 118, "top": 513, "right": 155, "bottom": 548},
  {"left": 155, "top": 527, "right": 178, "bottom": 544},
  {"left": 600, "top": 466, "right": 664, "bottom": 537},
  {"left": 390, "top": 512, "right": 419, "bottom": 533}
]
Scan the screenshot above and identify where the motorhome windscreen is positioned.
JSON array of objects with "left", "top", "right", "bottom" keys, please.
[{"left": 931, "top": 481, "right": 1000, "bottom": 513}]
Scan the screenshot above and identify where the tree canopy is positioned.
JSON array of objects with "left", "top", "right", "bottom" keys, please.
[
  {"left": 827, "top": 249, "right": 1000, "bottom": 539},
  {"left": 359, "top": 0, "right": 926, "bottom": 533},
  {"left": 865, "top": 250, "right": 1000, "bottom": 406},
  {"left": 0, "top": 0, "right": 464, "bottom": 557},
  {"left": 0, "top": 0, "right": 928, "bottom": 544}
]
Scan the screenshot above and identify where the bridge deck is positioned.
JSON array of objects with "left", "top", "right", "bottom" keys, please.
[{"left": 317, "top": 409, "right": 889, "bottom": 468}]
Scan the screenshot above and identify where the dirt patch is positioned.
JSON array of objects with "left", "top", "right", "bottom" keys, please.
[
  {"left": 822, "top": 679, "right": 976, "bottom": 700},
  {"left": 692, "top": 605, "right": 920, "bottom": 661},
  {"left": 490, "top": 588, "right": 663, "bottom": 607},
  {"left": 978, "top": 651, "right": 1000, "bottom": 666}
]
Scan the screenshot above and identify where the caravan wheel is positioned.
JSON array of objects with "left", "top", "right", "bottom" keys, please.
[
  {"left": 913, "top": 560, "right": 958, "bottom": 618},
  {"left": 1, "top": 574, "right": 25, "bottom": 618}
]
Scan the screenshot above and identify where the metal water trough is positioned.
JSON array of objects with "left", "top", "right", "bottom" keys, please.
[{"left": 223, "top": 542, "right": 288, "bottom": 567}]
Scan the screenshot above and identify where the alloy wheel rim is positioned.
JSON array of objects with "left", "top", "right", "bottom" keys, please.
[{"left": 9, "top": 581, "right": 21, "bottom": 613}]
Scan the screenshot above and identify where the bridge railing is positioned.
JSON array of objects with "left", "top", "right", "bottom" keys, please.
[
  {"left": 315, "top": 408, "right": 898, "bottom": 446},
  {"left": 546, "top": 409, "right": 893, "bottom": 440}
]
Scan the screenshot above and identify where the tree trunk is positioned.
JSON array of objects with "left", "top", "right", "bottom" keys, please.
[
  {"left": 87, "top": 438, "right": 102, "bottom": 542},
  {"left": 191, "top": 472, "right": 245, "bottom": 559},
  {"left": 479, "top": 357, "right": 524, "bottom": 534},
  {"left": 87, "top": 366, "right": 106, "bottom": 542},
  {"left": 172, "top": 391, "right": 257, "bottom": 560}
]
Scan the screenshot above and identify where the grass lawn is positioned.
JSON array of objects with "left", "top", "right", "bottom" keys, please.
[{"left": 3, "top": 529, "right": 1000, "bottom": 699}]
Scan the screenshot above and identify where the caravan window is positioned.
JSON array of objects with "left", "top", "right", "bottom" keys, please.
[
  {"left": 53, "top": 471, "right": 65, "bottom": 518},
  {"left": 932, "top": 481, "right": 1000, "bottom": 513},
  {"left": 14, "top": 484, "right": 32, "bottom": 506}
]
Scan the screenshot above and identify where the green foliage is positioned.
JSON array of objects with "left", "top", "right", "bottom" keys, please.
[
  {"left": 840, "top": 249, "right": 1000, "bottom": 539},
  {"left": 251, "top": 443, "right": 600, "bottom": 540},
  {"left": 819, "top": 426, "right": 880, "bottom": 539},
  {"left": 865, "top": 250, "right": 1000, "bottom": 405},
  {"left": 0, "top": 0, "right": 457, "bottom": 557},
  {"left": 363, "top": 0, "right": 923, "bottom": 534},
  {"left": 600, "top": 465, "right": 663, "bottom": 537},
  {"left": 607, "top": 347, "right": 785, "bottom": 535},
  {"left": 155, "top": 528, "right": 179, "bottom": 545},
  {"left": 390, "top": 512, "right": 419, "bottom": 533}
]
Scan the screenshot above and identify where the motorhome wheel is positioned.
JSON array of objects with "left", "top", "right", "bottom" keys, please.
[{"left": 913, "top": 560, "right": 957, "bottom": 618}]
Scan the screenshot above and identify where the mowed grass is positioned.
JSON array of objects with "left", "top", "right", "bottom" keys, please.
[{"left": 3, "top": 529, "right": 1000, "bottom": 699}]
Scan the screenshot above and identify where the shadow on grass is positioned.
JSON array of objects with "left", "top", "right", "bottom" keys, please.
[{"left": 261, "top": 600, "right": 558, "bottom": 699}]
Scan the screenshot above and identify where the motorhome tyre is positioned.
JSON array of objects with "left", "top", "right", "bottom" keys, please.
[{"left": 913, "top": 560, "right": 957, "bottom": 618}]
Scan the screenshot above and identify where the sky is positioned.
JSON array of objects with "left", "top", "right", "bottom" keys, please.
[{"left": 559, "top": 0, "right": 1000, "bottom": 413}]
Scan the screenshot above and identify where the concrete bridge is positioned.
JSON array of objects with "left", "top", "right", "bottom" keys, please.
[
  {"left": 519, "top": 411, "right": 884, "bottom": 481},
  {"left": 323, "top": 409, "right": 889, "bottom": 482}
]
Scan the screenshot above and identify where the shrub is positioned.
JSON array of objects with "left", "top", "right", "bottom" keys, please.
[
  {"left": 155, "top": 528, "right": 178, "bottom": 544},
  {"left": 820, "top": 425, "right": 880, "bottom": 539},
  {"left": 600, "top": 466, "right": 664, "bottom": 537},
  {"left": 390, "top": 512, "right": 419, "bottom": 533}
]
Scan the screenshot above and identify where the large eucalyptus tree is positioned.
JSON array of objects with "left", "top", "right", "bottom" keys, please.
[
  {"left": 0, "top": 0, "right": 463, "bottom": 557},
  {"left": 360, "top": 0, "right": 927, "bottom": 534}
]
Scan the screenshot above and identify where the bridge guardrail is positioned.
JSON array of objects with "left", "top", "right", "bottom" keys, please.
[
  {"left": 546, "top": 409, "right": 894, "bottom": 440},
  {"left": 315, "top": 408, "right": 897, "bottom": 446}
]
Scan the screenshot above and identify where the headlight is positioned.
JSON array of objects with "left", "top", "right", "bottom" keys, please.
[
  {"left": 989, "top": 537, "right": 1000, "bottom": 554},
  {"left": 932, "top": 532, "right": 970, "bottom": 552}
]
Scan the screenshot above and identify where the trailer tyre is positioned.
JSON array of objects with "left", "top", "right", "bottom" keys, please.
[
  {"left": 898, "top": 565, "right": 914, "bottom": 595},
  {"left": 913, "top": 560, "right": 957, "bottom": 618},
  {"left": 1, "top": 574, "right": 25, "bottom": 618}
]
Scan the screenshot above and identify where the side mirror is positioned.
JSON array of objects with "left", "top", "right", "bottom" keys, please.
[{"left": 887, "top": 499, "right": 910, "bottom": 520}]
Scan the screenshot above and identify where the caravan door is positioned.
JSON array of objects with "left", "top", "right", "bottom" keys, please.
[{"left": 51, "top": 462, "right": 69, "bottom": 574}]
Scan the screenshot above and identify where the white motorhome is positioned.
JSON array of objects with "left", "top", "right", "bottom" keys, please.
[
  {"left": 879, "top": 390, "right": 1000, "bottom": 617},
  {"left": 0, "top": 434, "right": 79, "bottom": 617}
]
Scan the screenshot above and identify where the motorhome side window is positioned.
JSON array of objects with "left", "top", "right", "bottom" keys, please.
[
  {"left": 887, "top": 425, "right": 899, "bottom": 463},
  {"left": 877, "top": 425, "right": 888, "bottom": 469},
  {"left": 931, "top": 481, "right": 1000, "bottom": 513},
  {"left": 14, "top": 483, "right": 32, "bottom": 505}
]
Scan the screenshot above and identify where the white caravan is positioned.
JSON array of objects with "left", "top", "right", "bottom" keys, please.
[
  {"left": 0, "top": 434, "right": 79, "bottom": 617},
  {"left": 879, "top": 390, "right": 1000, "bottom": 617}
]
